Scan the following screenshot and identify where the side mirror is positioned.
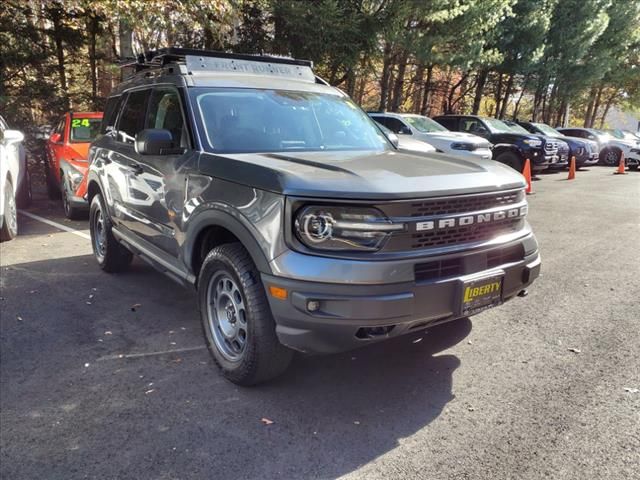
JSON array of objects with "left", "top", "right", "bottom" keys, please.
[
  {"left": 3, "top": 129, "right": 24, "bottom": 145},
  {"left": 399, "top": 126, "right": 412, "bottom": 135},
  {"left": 50, "top": 132, "right": 62, "bottom": 144},
  {"left": 135, "top": 129, "right": 173, "bottom": 155},
  {"left": 386, "top": 132, "right": 400, "bottom": 148}
]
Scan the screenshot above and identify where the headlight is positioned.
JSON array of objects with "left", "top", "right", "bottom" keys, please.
[
  {"left": 523, "top": 139, "right": 542, "bottom": 147},
  {"left": 450, "top": 142, "right": 476, "bottom": 151},
  {"left": 66, "top": 164, "right": 85, "bottom": 188},
  {"left": 294, "top": 206, "right": 403, "bottom": 252}
]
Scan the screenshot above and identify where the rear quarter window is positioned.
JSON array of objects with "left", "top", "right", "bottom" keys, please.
[
  {"left": 116, "top": 90, "right": 150, "bottom": 144},
  {"left": 100, "top": 96, "right": 124, "bottom": 134}
]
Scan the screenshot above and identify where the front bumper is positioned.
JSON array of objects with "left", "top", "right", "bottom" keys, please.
[
  {"left": 627, "top": 150, "right": 640, "bottom": 167},
  {"left": 574, "top": 151, "right": 599, "bottom": 167},
  {"left": 263, "top": 236, "right": 541, "bottom": 354}
]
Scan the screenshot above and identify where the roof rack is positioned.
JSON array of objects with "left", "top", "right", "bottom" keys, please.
[{"left": 121, "top": 47, "right": 313, "bottom": 72}]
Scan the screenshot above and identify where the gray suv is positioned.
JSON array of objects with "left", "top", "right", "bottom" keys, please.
[{"left": 88, "top": 48, "right": 541, "bottom": 385}]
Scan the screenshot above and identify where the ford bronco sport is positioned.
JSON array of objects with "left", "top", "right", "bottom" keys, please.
[{"left": 88, "top": 48, "right": 541, "bottom": 385}]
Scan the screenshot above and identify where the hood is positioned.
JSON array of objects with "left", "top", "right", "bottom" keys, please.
[
  {"left": 418, "top": 131, "right": 488, "bottom": 144},
  {"left": 198, "top": 149, "right": 525, "bottom": 200},
  {"left": 492, "top": 132, "right": 540, "bottom": 144},
  {"left": 610, "top": 139, "right": 638, "bottom": 149},
  {"left": 558, "top": 135, "right": 587, "bottom": 147},
  {"left": 397, "top": 137, "right": 436, "bottom": 153}
]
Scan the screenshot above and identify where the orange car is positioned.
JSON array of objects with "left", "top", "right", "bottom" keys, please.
[{"left": 46, "top": 112, "right": 103, "bottom": 218}]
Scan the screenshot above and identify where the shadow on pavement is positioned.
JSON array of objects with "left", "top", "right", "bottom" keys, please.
[{"left": 1, "top": 251, "right": 470, "bottom": 479}]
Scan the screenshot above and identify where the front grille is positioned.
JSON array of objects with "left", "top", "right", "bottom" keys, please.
[
  {"left": 544, "top": 141, "right": 558, "bottom": 153},
  {"left": 408, "top": 190, "right": 524, "bottom": 217},
  {"left": 411, "top": 217, "right": 522, "bottom": 249},
  {"left": 414, "top": 244, "right": 525, "bottom": 282}
]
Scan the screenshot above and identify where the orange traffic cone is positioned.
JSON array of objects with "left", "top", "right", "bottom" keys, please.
[
  {"left": 614, "top": 152, "right": 627, "bottom": 175},
  {"left": 567, "top": 156, "right": 576, "bottom": 180},
  {"left": 522, "top": 158, "right": 533, "bottom": 194}
]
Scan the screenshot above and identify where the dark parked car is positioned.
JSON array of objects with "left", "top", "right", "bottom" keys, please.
[
  {"left": 433, "top": 115, "right": 557, "bottom": 172},
  {"left": 87, "top": 48, "right": 540, "bottom": 385},
  {"left": 517, "top": 121, "right": 599, "bottom": 168},
  {"left": 502, "top": 120, "right": 570, "bottom": 169}
]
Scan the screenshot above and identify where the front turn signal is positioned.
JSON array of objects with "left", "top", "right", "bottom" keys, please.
[{"left": 269, "top": 285, "right": 288, "bottom": 300}]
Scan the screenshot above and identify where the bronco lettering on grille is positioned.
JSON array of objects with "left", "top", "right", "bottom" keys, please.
[{"left": 415, "top": 206, "right": 528, "bottom": 232}]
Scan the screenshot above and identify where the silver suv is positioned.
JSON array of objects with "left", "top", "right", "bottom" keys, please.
[{"left": 88, "top": 48, "right": 541, "bottom": 385}]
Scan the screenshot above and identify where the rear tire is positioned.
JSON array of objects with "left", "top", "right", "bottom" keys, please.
[
  {"left": 62, "top": 180, "right": 84, "bottom": 220},
  {"left": 496, "top": 151, "right": 524, "bottom": 173},
  {"left": 198, "top": 243, "right": 293, "bottom": 386},
  {"left": 89, "top": 193, "right": 132, "bottom": 273},
  {"left": 0, "top": 179, "right": 18, "bottom": 242}
]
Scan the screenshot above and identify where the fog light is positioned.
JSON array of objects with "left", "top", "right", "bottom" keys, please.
[{"left": 307, "top": 300, "right": 320, "bottom": 312}]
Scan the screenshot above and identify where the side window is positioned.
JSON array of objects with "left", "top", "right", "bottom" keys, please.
[
  {"left": 370, "top": 116, "right": 387, "bottom": 128},
  {"left": 116, "top": 89, "right": 150, "bottom": 144},
  {"left": 435, "top": 117, "right": 457, "bottom": 130},
  {"left": 145, "top": 88, "right": 187, "bottom": 148},
  {"left": 101, "top": 95, "right": 124, "bottom": 134},
  {"left": 461, "top": 118, "right": 488, "bottom": 135},
  {"left": 385, "top": 117, "right": 410, "bottom": 135}
]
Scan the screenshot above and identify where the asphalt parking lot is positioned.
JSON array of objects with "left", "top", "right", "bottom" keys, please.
[{"left": 1, "top": 167, "right": 639, "bottom": 480}]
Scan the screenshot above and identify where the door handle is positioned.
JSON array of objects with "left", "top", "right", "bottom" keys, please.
[{"left": 129, "top": 163, "right": 143, "bottom": 175}]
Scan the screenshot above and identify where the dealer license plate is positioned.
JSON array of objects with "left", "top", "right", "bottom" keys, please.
[{"left": 460, "top": 274, "right": 503, "bottom": 316}]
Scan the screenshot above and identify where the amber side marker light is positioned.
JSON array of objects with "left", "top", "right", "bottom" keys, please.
[{"left": 269, "top": 286, "right": 288, "bottom": 300}]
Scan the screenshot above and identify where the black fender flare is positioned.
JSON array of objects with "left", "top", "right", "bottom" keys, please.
[
  {"left": 183, "top": 207, "right": 273, "bottom": 277},
  {"left": 492, "top": 143, "right": 523, "bottom": 160}
]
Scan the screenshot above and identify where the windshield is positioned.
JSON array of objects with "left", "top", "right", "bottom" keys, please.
[
  {"left": 505, "top": 122, "right": 530, "bottom": 135},
  {"left": 70, "top": 117, "right": 102, "bottom": 142},
  {"left": 403, "top": 115, "right": 447, "bottom": 133},
  {"left": 193, "top": 88, "right": 389, "bottom": 153},
  {"left": 533, "top": 123, "right": 561, "bottom": 137},
  {"left": 483, "top": 118, "right": 514, "bottom": 133},
  {"left": 609, "top": 129, "right": 640, "bottom": 142}
]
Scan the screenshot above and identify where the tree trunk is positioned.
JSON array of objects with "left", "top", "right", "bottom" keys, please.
[
  {"left": 411, "top": 64, "right": 425, "bottom": 113},
  {"left": 494, "top": 73, "right": 504, "bottom": 118},
  {"left": 512, "top": 74, "right": 529, "bottom": 120},
  {"left": 583, "top": 86, "right": 597, "bottom": 127},
  {"left": 498, "top": 73, "right": 514, "bottom": 119},
  {"left": 472, "top": 69, "right": 489, "bottom": 115},
  {"left": 87, "top": 13, "right": 99, "bottom": 109},
  {"left": 598, "top": 90, "right": 618, "bottom": 129},
  {"left": 589, "top": 85, "right": 604, "bottom": 128},
  {"left": 445, "top": 73, "right": 468, "bottom": 114},
  {"left": 390, "top": 49, "right": 409, "bottom": 111},
  {"left": 50, "top": 6, "right": 69, "bottom": 109},
  {"left": 119, "top": 19, "right": 134, "bottom": 58},
  {"left": 420, "top": 65, "right": 433, "bottom": 115},
  {"left": 378, "top": 41, "right": 393, "bottom": 111}
]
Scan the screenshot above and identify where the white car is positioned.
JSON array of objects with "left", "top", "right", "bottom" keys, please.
[
  {"left": 1, "top": 115, "right": 31, "bottom": 241},
  {"left": 369, "top": 112, "right": 492, "bottom": 161},
  {"left": 375, "top": 124, "right": 436, "bottom": 154}
]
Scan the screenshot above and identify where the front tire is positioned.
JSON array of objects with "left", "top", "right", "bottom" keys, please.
[
  {"left": 198, "top": 243, "right": 293, "bottom": 386},
  {"left": 0, "top": 179, "right": 18, "bottom": 242},
  {"left": 89, "top": 193, "right": 132, "bottom": 272},
  {"left": 600, "top": 147, "right": 621, "bottom": 166},
  {"left": 496, "top": 151, "right": 524, "bottom": 173}
]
